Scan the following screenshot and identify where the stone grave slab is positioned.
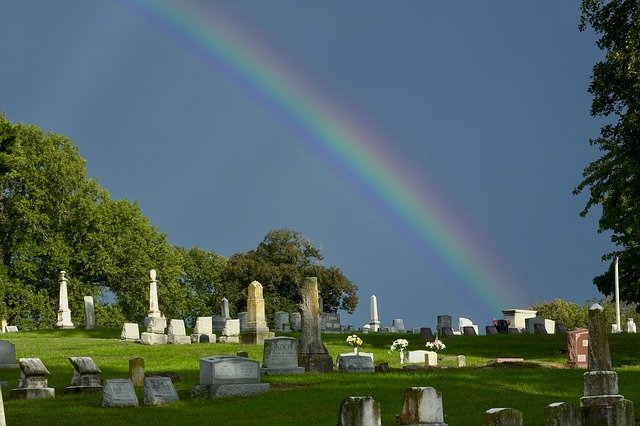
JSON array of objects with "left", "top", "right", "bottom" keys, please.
[
  {"left": 143, "top": 376, "right": 178, "bottom": 406},
  {"left": 102, "top": 379, "right": 139, "bottom": 407},
  {"left": 337, "top": 354, "right": 375, "bottom": 373}
]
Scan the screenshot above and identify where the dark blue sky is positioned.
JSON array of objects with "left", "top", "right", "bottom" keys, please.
[{"left": 0, "top": 1, "right": 611, "bottom": 329}]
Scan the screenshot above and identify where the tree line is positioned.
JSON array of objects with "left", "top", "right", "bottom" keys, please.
[{"left": 0, "top": 115, "right": 357, "bottom": 329}]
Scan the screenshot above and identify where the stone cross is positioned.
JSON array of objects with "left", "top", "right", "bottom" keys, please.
[
  {"left": 147, "top": 269, "right": 161, "bottom": 318},
  {"left": 369, "top": 295, "right": 380, "bottom": 332},
  {"left": 587, "top": 303, "right": 612, "bottom": 371},
  {"left": 55, "top": 271, "right": 74, "bottom": 329},
  {"left": 246, "top": 281, "right": 267, "bottom": 330}
]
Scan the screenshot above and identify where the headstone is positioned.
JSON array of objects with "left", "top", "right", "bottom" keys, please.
[
  {"left": 297, "top": 277, "right": 333, "bottom": 372},
  {"left": 544, "top": 402, "right": 579, "bottom": 426},
  {"left": 485, "top": 326, "right": 498, "bottom": 335},
  {"left": 11, "top": 358, "right": 55, "bottom": 399},
  {"left": 579, "top": 304, "right": 635, "bottom": 425},
  {"left": 336, "top": 351, "right": 374, "bottom": 368},
  {"left": 221, "top": 297, "right": 230, "bottom": 320},
  {"left": 238, "top": 312, "right": 247, "bottom": 331},
  {"left": 458, "top": 317, "right": 478, "bottom": 335},
  {"left": 147, "top": 269, "right": 162, "bottom": 318},
  {"left": 484, "top": 407, "right": 523, "bottom": 425},
  {"left": 4, "top": 326, "right": 17, "bottom": 333},
  {"left": 396, "top": 387, "right": 446, "bottom": 425},
  {"left": 261, "top": 337, "right": 304, "bottom": 375},
  {"left": 507, "top": 327, "right": 520, "bottom": 334},
  {"left": 424, "top": 351, "right": 438, "bottom": 366},
  {"left": 525, "top": 316, "right": 555, "bottom": 334},
  {"left": 406, "top": 350, "right": 431, "bottom": 364},
  {"left": 274, "top": 311, "right": 291, "bottom": 332},
  {"left": 441, "top": 327, "right": 454, "bottom": 337},
  {"left": 338, "top": 354, "right": 375, "bottom": 373},
  {"left": 239, "top": 281, "right": 274, "bottom": 344},
  {"left": 129, "top": 357, "right": 144, "bottom": 386},
  {"left": 463, "top": 326, "right": 478, "bottom": 336},
  {"left": 193, "top": 356, "right": 269, "bottom": 398},
  {"left": 143, "top": 376, "right": 178, "bottom": 406},
  {"left": 495, "top": 319, "right": 510, "bottom": 334},
  {"left": 0, "top": 341, "right": 18, "bottom": 369},
  {"left": 390, "top": 318, "right": 405, "bottom": 333},
  {"left": 457, "top": 355, "right": 466, "bottom": 367},
  {"left": 321, "top": 312, "right": 341, "bottom": 332},
  {"left": 191, "top": 316, "right": 216, "bottom": 343},
  {"left": 55, "top": 271, "right": 74, "bottom": 329},
  {"left": 167, "top": 319, "right": 191, "bottom": 344},
  {"left": 369, "top": 295, "right": 380, "bottom": 332},
  {"left": 140, "top": 317, "right": 168, "bottom": 345},
  {"left": 289, "top": 312, "right": 301, "bottom": 331},
  {"left": 102, "top": 379, "right": 139, "bottom": 407},
  {"left": 121, "top": 323, "right": 140, "bottom": 341},
  {"left": 65, "top": 356, "right": 102, "bottom": 393},
  {"left": 436, "top": 315, "right": 452, "bottom": 335},
  {"left": 555, "top": 323, "right": 568, "bottom": 334},
  {"left": 84, "top": 296, "right": 96, "bottom": 329},
  {"left": 420, "top": 327, "right": 434, "bottom": 339},
  {"left": 337, "top": 396, "right": 381, "bottom": 426},
  {"left": 626, "top": 318, "right": 636, "bottom": 333},
  {"left": 501, "top": 309, "right": 537, "bottom": 332},
  {"left": 212, "top": 315, "right": 225, "bottom": 333},
  {"left": 219, "top": 319, "right": 241, "bottom": 343}
]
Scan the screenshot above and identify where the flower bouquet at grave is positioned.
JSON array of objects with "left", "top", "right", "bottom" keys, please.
[
  {"left": 425, "top": 335, "right": 446, "bottom": 352},
  {"left": 346, "top": 334, "right": 363, "bottom": 354},
  {"left": 389, "top": 338, "right": 409, "bottom": 364}
]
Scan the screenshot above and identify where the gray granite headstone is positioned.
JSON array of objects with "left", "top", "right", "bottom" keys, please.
[
  {"left": 262, "top": 337, "right": 304, "bottom": 375},
  {"left": 321, "top": 313, "right": 341, "bottom": 332},
  {"left": 436, "top": 315, "right": 452, "bottom": 335},
  {"left": 545, "top": 402, "right": 579, "bottom": 426},
  {"left": 143, "top": 376, "right": 178, "bottom": 406},
  {"left": 102, "top": 379, "right": 139, "bottom": 407},
  {"left": 194, "top": 356, "right": 269, "bottom": 398},
  {"left": 238, "top": 312, "right": 247, "bottom": 331},
  {"left": 0, "top": 341, "right": 18, "bottom": 369},
  {"left": 11, "top": 358, "right": 55, "bottom": 399},
  {"left": 274, "top": 311, "right": 291, "bottom": 332},
  {"left": 66, "top": 356, "right": 102, "bottom": 392},
  {"left": 337, "top": 354, "right": 375, "bottom": 373},
  {"left": 290, "top": 312, "right": 301, "bottom": 331},
  {"left": 221, "top": 297, "right": 230, "bottom": 320}
]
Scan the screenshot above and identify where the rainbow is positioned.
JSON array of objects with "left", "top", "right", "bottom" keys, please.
[{"left": 118, "top": 0, "right": 531, "bottom": 314}]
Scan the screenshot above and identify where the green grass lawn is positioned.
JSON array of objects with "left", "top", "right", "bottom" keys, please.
[{"left": 1, "top": 329, "right": 639, "bottom": 425}]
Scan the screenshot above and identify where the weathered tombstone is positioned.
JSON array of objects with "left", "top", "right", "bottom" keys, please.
[
  {"left": 390, "top": 318, "right": 405, "bottom": 332},
  {"left": 420, "top": 327, "right": 434, "bottom": 339},
  {"left": 396, "top": 387, "right": 446, "bottom": 425},
  {"left": 218, "top": 319, "right": 240, "bottom": 343},
  {"left": 84, "top": 296, "right": 96, "bottom": 329},
  {"left": 626, "top": 318, "right": 636, "bottom": 333},
  {"left": 485, "top": 325, "right": 498, "bottom": 335},
  {"left": 369, "top": 295, "right": 380, "bottom": 332},
  {"left": 4, "top": 326, "right": 17, "bottom": 333},
  {"left": 262, "top": 337, "right": 304, "bottom": 375},
  {"left": 102, "top": 378, "right": 139, "bottom": 407},
  {"left": 544, "top": 402, "right": 579, "bottom": 426},
  {"left": 441, "top": 327, "right": 454, "bottom": 337},
  {"left": 129, "top": 357, "right": 145, "bottom": 387},
  {"left": 239, "top": 281, "right": 274, "bottom": 344},
  {"left": 289, "top": 312, "right": 301, "bottom": 331},
  {"left": 191, "top": 316, "right": 216, "bottom": 343},
  {"left": 55, "top": 271, "right": 74, "bottom": 329},
  {"left": 221, "top": 297, "right": 231, "bottom": 320},
  {"left": 65, "top": 356, "right": 102, "bottom": 393},
  {"left": 337, "top": 396, "right": 381, "bottom": 426},
  {"left": 463, "top": 326, "right": 478, "bottom": 336},
  {"left": 457, "top": 355, "right": 466, "bottom": 367},
  {"left": 0, "top": 341, "right": 18, "bottom": 369},
  {"left": 140, "top": 317, "right": 168, "bottom": 345},
  {"left": 483, "top": 407, "right": 523, "bottom": 425},
  {"left": 11, "top": 358, "right": 55, "bottom": 399},
  {"left": 167, "top": 319, "right": 190, "bottom": 344},
  {"left": 297, "top": 277, "right": 333, "bottom": 372},
  {"left": 579, "top": 304, "right": 634, "bottom": 425},
  {"left": 238, "top": 312, "right": 247, "bottom": 331},
  {"left": 274, "top": 311, "right": 291, "bottom": 332},
  {"left": 212, "top": 315, "right": 226, "bottom": 333},
  {"left": 567, "top": 328, "right": 589, "bottom": 368},
  {"left": 321, "top": 313, "right": 341, "bottom": 332},
  {"left": 436, "top": 315, "right": 452, "bottom": 335},
  {"left": 193, "top": 356, "right": 269, "bottom": 398},
  {"left": 143, "top": 376, "right": 178, "bottom": 406},
  {"left": 338, "top": 354, "right": 375, "bottom": 373},
  {"left": 121, "top": 323, "right": 140, "bottom": 341}
]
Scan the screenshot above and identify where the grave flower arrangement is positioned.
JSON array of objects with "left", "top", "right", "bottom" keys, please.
[
  {"left": 346, "top": 334, "right": 363, "bottom": 354},
  {"left": 425, "top": 335, "right": 446, "bottom": 352},
  {"left": 389, "top": 338, "right": 409, "bottom": 364}
]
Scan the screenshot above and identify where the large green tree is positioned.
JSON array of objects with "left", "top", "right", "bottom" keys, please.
[
  {"left": 574, "top": 1, "right": 640, "bottom": 307},
  {"left": 221, "top": 229, "right": 358, "bottom": 323}
]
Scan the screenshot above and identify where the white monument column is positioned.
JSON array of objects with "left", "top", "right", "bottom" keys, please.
[
  {"left": 55, "top": 271, "right": 74, "bottom": 329},
  {"left": 147, "top": 269, "right": 161, "bottom": 318},
  {"left": 369, "top": 294, "right": 380, "bottom": 332}
]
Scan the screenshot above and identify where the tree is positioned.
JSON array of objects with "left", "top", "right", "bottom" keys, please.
[
  {"left": 574, "top": 1, "right": 640, "bottom": 307},
  {"left": 221, "top": 229, "right": 358, "bottom": 323}
]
